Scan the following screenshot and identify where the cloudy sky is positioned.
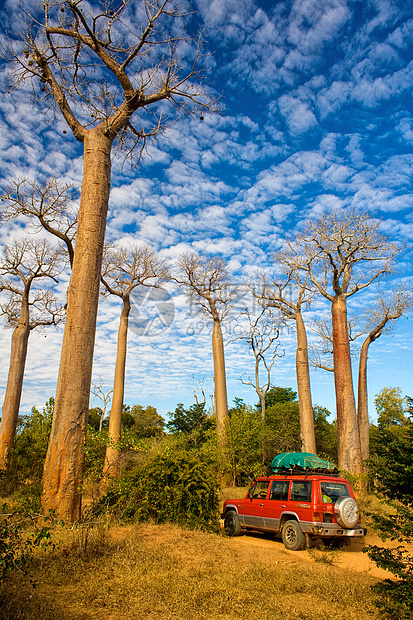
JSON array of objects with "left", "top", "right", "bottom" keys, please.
[{"left": 0, "top": 0, "right": 412, "bottom": 424}]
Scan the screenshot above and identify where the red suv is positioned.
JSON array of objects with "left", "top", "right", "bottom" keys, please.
[{"left": 222, "top": 473, "right": 366, "bottom": 550}]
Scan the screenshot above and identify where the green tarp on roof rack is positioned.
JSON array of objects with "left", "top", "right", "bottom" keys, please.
[{"left": 271, "top": 452, "right": 338, "bottom": 473}]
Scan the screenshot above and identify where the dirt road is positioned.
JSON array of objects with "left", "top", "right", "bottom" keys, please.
[{"left": 230, "top": 530, "right": 396, "bottom": 580}]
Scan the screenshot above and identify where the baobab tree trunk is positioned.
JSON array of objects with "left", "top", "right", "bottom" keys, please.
[
  {"left": 331, "top": 295, "right": 361, "bottom": 474},
  {"left": 103, "top": 297, "right": 130, "bottom": 480},
  {"left": 295, "top": 307, "right": 316, "bottom": 454},
  {"left": 41, "top": 129, "right": 112, "bottom": 521},
  {"left": 212, "top": 318, "right": 228, "bottom": 435},
  {"left": 0, "top": 302, "right": 30, "bottom": 469},
  {"left": 357, "top": 334, "right": 374, "bottom": 463}
]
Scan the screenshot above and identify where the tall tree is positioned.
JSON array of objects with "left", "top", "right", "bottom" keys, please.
[
  {"left": 309, "top": 286, "right": 412, "bottom": 462},
  {"left": 357, "top": 287, "right": 412, "bottom": 461},
  {"left": 290, "top": 210, "right": 398, "bottom": 473},
  {"left": 257, "top": 270, "right": 316, "bottom": 453},
  {"left": 174, "top": 254, "right": 238, "bottom": 436},
  {"left": 100, "top": 244, "right": 168, "bottom": 478},
  {"left": 3, "top": 0, "right": 216, "bottom": 519},
  {"left": 0, "top": 239, "right": 63, "bottom": 469}
]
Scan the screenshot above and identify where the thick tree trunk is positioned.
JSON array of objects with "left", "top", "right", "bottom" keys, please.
[
  {"left": 103, "top": 297, "right": 130, "bottom": 479},
  {"left": 41, "top": 129, "right": 112, "bottom": 521},
  {"left": 331, "top": 295, "right": 361, "bottom": 474},
  {"left": 0, "top": 304, "right": 30, "bottom": 469},
  {"left": 357, "top": 336, "right": 371, "bottom": 463},
  {"left": 295, "top": 308, "right": 316, "bottom": 454},
  {"left": 212, "top": 318, "right": 228, "bottom": 435}
]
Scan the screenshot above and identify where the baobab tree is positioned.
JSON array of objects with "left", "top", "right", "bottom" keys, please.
[
  {"left": 174, "top": 254, "right": 238, "bottom": 436},
  {"left": 100, "top": 244, "right": 169, "bottom": 478},
  {"left": 257, "top": 269, "right": 316, "bottom": 453},
  {"left": 0, "top": 239, "right": 64, "bottom": 469},
  {"left": 357, "top": 286, "right": 412, "bottom": 461},
  {"left": 1, "top": 177, "right": 78, "bottom": 268},
  {"left": 3, "top": 0, "right": 216, "bottom": 519},
  {"left": 234, "top": 306, "right": 283, "bottom": 421},
  {"left": 291, "top": 210, "right": 399, "bottom": 473}
]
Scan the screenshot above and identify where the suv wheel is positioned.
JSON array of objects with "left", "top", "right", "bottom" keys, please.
[
  {"left": 334, "top": 496, "right": 359, "bottom": 528},
  {"left": 281, "top": 520, "right": 306, "bottom": 551},
  {"left": 224, "top": 510, "right": 241, "bottom": 536}
]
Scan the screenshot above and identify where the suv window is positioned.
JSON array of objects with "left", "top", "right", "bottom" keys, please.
[
  {"left": 320, "top": 481, "right": 350, "bottom": 503},
  {"left": 269, "top": 480, "right": 289, "bottom": 500},
  {"left": 290, "top": 480, "right": 312, "bottom": 502},
  {"left": 249, "top": 481, "right": 269, "bottom": 499}
]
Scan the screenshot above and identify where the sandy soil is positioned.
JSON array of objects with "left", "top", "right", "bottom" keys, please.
[{"left": 229, "top": 529, "right": 400, "bottom": 580}]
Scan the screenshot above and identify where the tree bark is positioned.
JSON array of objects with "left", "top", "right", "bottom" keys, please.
[
  {"left": 103, "top": 297, "right": 130, "bottom": 479},
  {"left": 212, "top": 318, "right": 228, "bottom": 435},
  {"left": 331, "top": 295, "right": 361, "bottom": 473},
  {"left": 41, "top": 129, "right": 112, "bottom": 521},
  {"left": 0, "top": 301, "right": 30, "bottom": 469},
  {"left": 357, "top": 335, "right": 371, "bottom": 463},
  {"left": 295, "top": 307, "right": 316, "bottom": 454}
]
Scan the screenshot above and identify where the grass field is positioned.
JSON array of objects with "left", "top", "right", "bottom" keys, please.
[{"left": 0, "top": 521, "right": 381, "bottom": 620}]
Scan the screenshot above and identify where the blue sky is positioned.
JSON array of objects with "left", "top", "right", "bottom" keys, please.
[{"left": 0, "top": 0, "right": 412, "bottom": 424}]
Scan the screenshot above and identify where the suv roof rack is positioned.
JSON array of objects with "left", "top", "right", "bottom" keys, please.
[{"left": 271, "top": 466, "right": 339, "bottom": 477}]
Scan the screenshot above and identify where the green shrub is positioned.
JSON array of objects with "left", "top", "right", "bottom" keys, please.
[
  {"left": 365, "top": 395, "right": 413, "bottom": 619},
  {"left": 0, "top": 513, "right": 53, "bottom": 584},
  {"left": 96, "top": 450, "right": 220, "bottom": 532},
  {"left": 8, "top": 399, "right": 54, "bottom": 484}
]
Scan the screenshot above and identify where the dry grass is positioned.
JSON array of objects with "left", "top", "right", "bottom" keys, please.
[{"left": 0, "top": 521, "right": 381, "bottom": 620}]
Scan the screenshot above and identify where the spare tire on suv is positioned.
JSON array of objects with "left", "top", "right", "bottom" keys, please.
[{"left": 334, "top": 496, "right": 359, "bottom": 528}]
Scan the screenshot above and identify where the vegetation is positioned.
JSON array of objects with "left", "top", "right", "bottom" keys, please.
[
  {"left": 0, "top": 522, "right": 380, "bottom": 620},
  {"left": 95, "top": 449, "right": 220, "bottom": 532},
  {"left": 366, "top": 388, "right": 413, "bottom": 619}
]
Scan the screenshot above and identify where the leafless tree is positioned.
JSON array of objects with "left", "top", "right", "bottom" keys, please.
[
  {"left": 2, "top": 0, "right": 217, "bottom": 519},
  {"left": 90, "top": 378, "right": 113, "bottom": 432},
  {"left": 100, "top": 244, "right": 169, "bottom": 478},
  {"left": 0, "top": 239, "right": 64, "bottom": 468},
  {"left": 233, "top": 307, "right": 283, "bottom": 421},
  {"left": 174, "top": 254, "right": 238, "bottom": 436},
  {"left": 0, "top": 177, "right": 78, "bottom": 268},
  {"left": 357, "top": 285, "right": 412, "bottom": 461},
  {"left": 290, "top": 210, "right": 399, "bottom": 473},
  {"left": 256, "top": 269, "right": 316, "bottom": 454}
]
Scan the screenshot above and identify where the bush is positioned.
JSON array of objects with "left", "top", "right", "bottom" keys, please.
[
  {"left": 365, "top": 396, "right": 413, "bottom": 619},
  {"left": 8, "top": 399, "right": 54, "bottom": 485},
  {"left": 96, "top": 449, "right": 220, "bottom": 532},
  {"left": 0, "top": 513, "right": 53, "bottom": 584}
]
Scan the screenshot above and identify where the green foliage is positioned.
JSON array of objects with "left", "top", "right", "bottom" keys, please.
[
  {"left": 375, "top": 387, "right": 407, "bottom": 429},
  {"left": 87, "top": 407, "right": 105, "bottom": 431},
  {"left": 263, "top": 401, "right": 301, "bottom": 459},
  {"left": 224, "top": 401, "right": 265, "bottom": 484},
  {"left": 8, "top": 398, "right": 54, "bottom": 484},
  {"left": 365, "top": 388, "right": 413, "bottom": 619},
  {"left": 166, "top": 402, "right": 214, "bottom": 446},
  {"left": 96, "top": 449, "right": 220, "bottom": 532},
  {"left": 0, "top": 513, "right": 53, "bottom": 584},
  {"left": 313, "top": 406, "right": 337, "bottom": 462},
  {"left": 122, "top": 404, "right": 165, "bottom": 438},
  {"left": 264, "top": 386, "right": 298, "bottom": 407},
  {"left": 369, "top": 420, "right": 413, "bottom": 502}
]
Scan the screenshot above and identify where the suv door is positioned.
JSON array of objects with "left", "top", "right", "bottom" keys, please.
[
  {"left": 289, "top": 480, "right": 313, "bottom": 524},
  {"left": 261, "top": 480, "right": 290, "bottom": 531},
  {"left": 239, "top": 480, "right": 270, "bottom": 529}
]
